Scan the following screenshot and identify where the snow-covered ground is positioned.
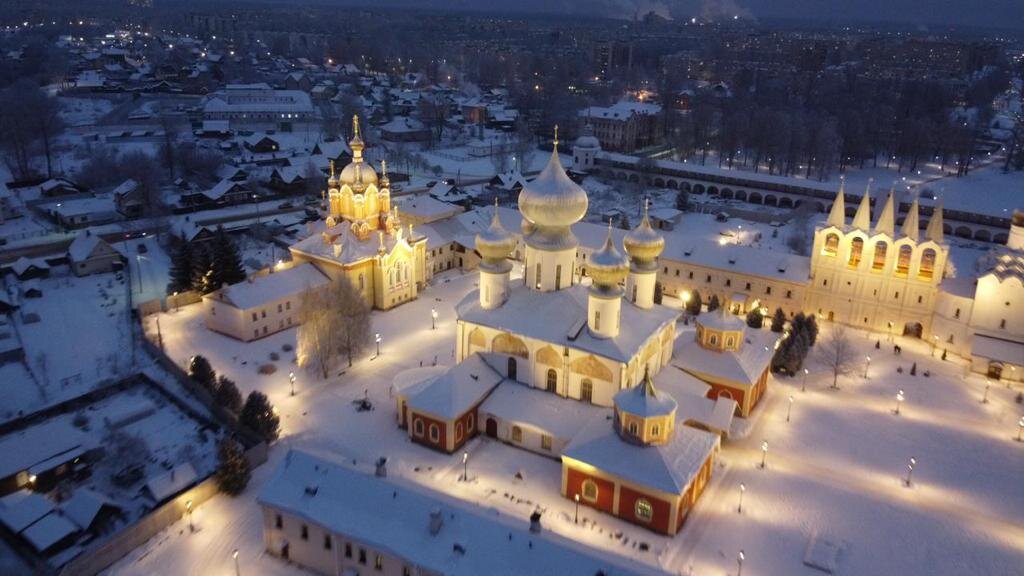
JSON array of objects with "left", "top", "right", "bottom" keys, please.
[{"left": 125, "top": 265, "right": 1024, "bottom": 576}]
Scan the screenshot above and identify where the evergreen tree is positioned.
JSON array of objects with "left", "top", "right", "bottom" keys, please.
[
  {"left": 191, "top": 244, "right": 213, "bottom": 293},
  {"left": 209, "top": 227, "right": 246, "bottom": 289},
  {"left": 771, "top": 307, "right": 787, "bottom": 333},
  {"left": 166, "top": 234, "right": 194, "bottom": 295},
  {"left": 240, "top": 391, "right": 280, "bottom": 442},
  {"left": 675, "top": 189, "right": 690, "bottom": 211},
  {"left": 806, "top": 315, "right": 819, "bottom": 346},
  {"left": 619, "top": 215, "right": 631, "bottom": 230},
  {"left": 214, "top": 375, "right": 243, "bottom": 414},
  {"left": 746, "top": 308, "right": 763, "bottom": 329},
  {"left": 707, "top": 294, "right": 721, "bottom": 312},
  {"left": 188, "top": 355, "right": 217, "bottom": 393},
  {"left": 216, "top": 439, "right": 251, "bottom": 495},
  {"left": 686, "top": 290, "right": 702, "bottom": 316}
]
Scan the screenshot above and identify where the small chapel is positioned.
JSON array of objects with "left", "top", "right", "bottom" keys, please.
[{"left": 289, "top": 116, "right": 428, "bottom": 310}]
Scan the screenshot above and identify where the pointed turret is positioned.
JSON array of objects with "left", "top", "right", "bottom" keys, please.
[
  {"left": 349, "top": 115, "right": 365, "bottom": 162},
  {"left": 851, "top": 179, "right": 873, "bottom": 231},
  {"left": 874, "top": 185, "right": 896, "bottom": 237},
  {"left": 587, "top": 220, "right": 628, "bottom": 340},
  {"left": 925, "top": 199, "right": 944, "bottom": 244},
  {"left": 902, "top": 196, "right": 920, "bottom": 242},
  {"left": 827, "top": 177, "right": 847, "bottom": 228}
]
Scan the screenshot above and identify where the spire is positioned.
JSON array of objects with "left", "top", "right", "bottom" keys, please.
[
  {"left": 902, "top": 195, "right": 920, "bottom": 242},
  {"left": 553, "top": 124, "right": 559, "bottom": 148},
  {"left": 851, "top": 178, "right": 872, "bottom": 231},
  {"left": 875, "top": 184, "right": 896, "bottom": 237},
  {"left": 639, "top": 366, "right": 658, "bottom": 397},
  {"left": 925, "top": 199, "right": 944, "bottom": 244},
  {"left": 826, "top": 177, "right": 847, "bottom": 228},
  {"left": 380, "top": 160, "right": 389, "bottom": 187},
  {"left": 329, "top": 159, "right": 335, "bottom": 180},
  {"left": 349, "top": 115, "right": 364, "bottom": 160}
]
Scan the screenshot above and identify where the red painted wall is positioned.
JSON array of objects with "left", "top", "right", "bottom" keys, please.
[
  {"left": 410, "top": 411, "right": 448, "bottom": 453},
  {"left": 565, "top": 467, "right": 615, "bottom": 515},
  {"left": 706, "top": 382, "right": 747, "bottom": 416},
  {"left": 618, "top": 484, "right": 672, "bottom": 534},
  {"left": 678, "top": 453, "right": 714, "bottom": 530},
  {"left": 451, "top": 407, "right": 479, "bottom": 451}
]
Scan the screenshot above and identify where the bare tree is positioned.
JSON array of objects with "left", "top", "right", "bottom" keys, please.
[
  {"left": 489, "top": 134, "right": 510, "bottom": 175},
  {"left": 298, "top": 278, "right": 371, "bottom": 378},
  {"left": 817, "top": 326, "right": 858, "bottom": 389},
  {"left": 512, "top": 117, "right": 535, "bottom": 173}
]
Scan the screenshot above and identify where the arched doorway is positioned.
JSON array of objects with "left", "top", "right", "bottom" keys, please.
[
  {"left": 580, "top": 379, "right": 593, "bottom": 403},
  {"left": 546, "top": 369, "right": 557, "bottom": 393},
  {"left": 486, "top": 417, "right": 498, "bottom": 438},
  {"left": 903, "top": 322, "right": 923, "bottom": 338},
  {"left": 987, "top": 361, "right": 1003, "bottom": 380},
  {"left": 507, "top": 357, "right": 518, "bottom": 380}
]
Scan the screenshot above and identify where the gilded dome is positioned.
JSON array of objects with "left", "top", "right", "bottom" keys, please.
[
  {"left": 589, "top": 223, "right": 629, "bottom": 287},
  {"left": 475, "top": 204, "right": 517, "bottom": 262},
  {"left": 623, "top": 202, "right": 664, "bottom": 265},
  {"left": 339, "top": 161, "right": 378, "bottom": 187},
  {"left": 518, "top": 135, "right": 588, "bottom": 229}
]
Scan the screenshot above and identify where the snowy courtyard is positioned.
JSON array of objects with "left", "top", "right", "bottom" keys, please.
[{"left": 124, "top": 266, "right": 1024, "bottom": 576}]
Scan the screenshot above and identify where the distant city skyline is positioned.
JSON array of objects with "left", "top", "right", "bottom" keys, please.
[{"left": 297, "top": 0, "right": 1024, "bottom": 32}]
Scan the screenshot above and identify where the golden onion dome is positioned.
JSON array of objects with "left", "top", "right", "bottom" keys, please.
[
  {"left": 518, "top": 129, "right": 588, "bottom": 229},
  {"left": 589, "top": 222, "right": 629, "bottom": 287},
  {"left": 623, "top": 202, "right": 664, "bottom": 264},
  {"left": 339, "top": 160, "right": 378, "bottom": 187},
  {"left": 475, "top": 204, "right": 517, "bottom": 261}
]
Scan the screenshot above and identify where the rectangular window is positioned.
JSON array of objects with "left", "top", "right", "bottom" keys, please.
[
  {"left": 274, "top": 514, "right": 282, "bottom": 529},
  {"left": 345, "top": 543, "right": 352, "bottom": 558},
  {"left": 725, "top": 278, "right": 731, "bottom": 287},
  {"left": 277, "top": 303, "right": 283, "bottom": 313},
  {"left": 261, "top": 310, "right": 266, "bottom": 318},
  {"left": 403, "top": 567, "right": 412, "bottom": 576},
  {"left": 252, "top": 312, "right": 258, "bottom": 322},
  {"left": 301, "top": 525, "right": 308, "bottom": 540},
  {"left": 745, "top": 282, "right": 751, "bottom": 290},
  {"left": 375, "top": 554, "right": 384, "bottom": 570},
  {"left": 954, "top": 308, "right": 960, "bottom": 319},
  {"left": 766, "top": 286, "right": 772, "bottom": 295},
  {"left": 706, "top": 274, "right": 711, "bottom": 283},
  {"left": 594, "top": 310, "right": 601, "bottom": 330},
  {"left": 359, "top": 548, "right": 367, "bottom": 564},
  {"left": 254, "top": 330, "right": 259, "bottom": 338},
  {"left": 541, "top": 435, "right": 552, "bottom": 451},
  {"left": 324, "top": 534, "right": 332, "bottom": 550},
  {"left": 688, "top": 271, "right": 694, "bottom": 279}
]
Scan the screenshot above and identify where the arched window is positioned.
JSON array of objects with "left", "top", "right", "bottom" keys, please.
[
  {"left": 580, "top": 379, "right": 593, "bottom": 403},
  {"left": 628, "top": 421, "right": 639, "bottom": 435},
  {"left": 511, "top": 426, "right": 522, "bottom": 443},
  {"left": 507, "top": 357, "right": 517, "bottom": 380},
  {"left": 635, "top": 499, "right": 653, "bottom": 522},
  {"left": 555, "top": 264, "right": 562, "bottom": 290},
  {"left": 466, "top": 413, "right": 475, "bottom": 432},
  {"left": 582, "top": 479, "right": 598, "bottom": 502},
  {"left": 848, "top": 237, "right": 864, "bottom": 267},
  {"left": 823, "top": 233, "right": 839, "bottom": 256},
  {"left": 428, "top": 424, "right": 439, "bottom": 443},
  {"left": 413, "top": 419, "right": 424, "bottom": 437},
  {"left": 725, "top": 337, "right": 735, "bottom": 348},
  {"left": 896, "top": 245, "right": 912, "bottom": 276},
  {"left": 358, "top": 273, "right": 365, "bottom": 290},
  {"left": 919, "top": 248, "right": 936, "bottom": 280},
  {"left": 651, "top": 424, "right": 660, "bottom": 437},
  {"left": 546, "top": 369, "right": 557, "bottom": 393},
  {"left": 535, "top": 263, "right": 542, "bottom": 289},
  {"left": 455, "top": 422, "right": 464, "bottom": 442},
  {"left": 709, "top": 334, "right": 719, "bottom": 347},
  {"left": 872, "top": 241, "right": 887, "bottom": 271}
]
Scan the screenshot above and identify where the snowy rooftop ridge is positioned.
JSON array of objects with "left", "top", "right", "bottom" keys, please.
[
  {"left": 259, "top": 449, "right": 650, "bottom": 576},
  {"left": 207, "top": 263, "right": 329, "bottom": 310}
]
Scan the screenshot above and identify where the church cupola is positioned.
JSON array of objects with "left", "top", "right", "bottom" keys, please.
[
  {"left": 623, "top": 200, "right": 665, "bottom": 309},
  {"left": 695, "top": 307, "right": 746, "bottom": 352},
  {"left": 587, "top": 222, "right": 628, "bottom": 339},
  {"left": 613, "top": 368, "right": 677, "bottom": 446},
  {"left": 572, "top": 120, "right": 601, "bottom": 173},
  {"left": 519, "top": 126, "right": 589, "bottom": 292},
  {"left": 475, "top": 202, "right": 517, "bottom": 310}
]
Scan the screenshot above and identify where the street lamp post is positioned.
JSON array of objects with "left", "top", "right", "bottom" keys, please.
[
  {"left": 904, "top": 457, "right": 917, "bottom": 486},
  {"left": 737, "top": 483, "right": 745, "bottom": 514},
  {"left": 431, "top": 308, "right": 438, "bottom": 330},
  {"left": 759, "top": 440, "right": 768, "bottom": 469},
  {"left": 982, "top": 380, "right": 990, "bottom": 404},
  {"left": 574, "top": 493, "right": 580, "bottom": 524},
  {"left": 931, "top": 335, "right": 938, "bottom": 356},
  {"left": 186, "top": 499, "right": 193, "bottom": 532},
  {"left": 233, "top": 549, "right": 240, "bottom": 576},
  {"left": 864, "top": 356, "right": 871, "bottom": 379},
  {"left": 461, "top": 452, "right": 468, "bottom": 481},
  {"left": 787, "top": 395, "right": 794, "bottom": 423},
  {"left": 289, "top": 372, "right": 296, "bottom": 396},
  {"left": 1017, "top": 416, "right": 1024, "bottom": 442},
  {"left": 375, "top": 333, "right": 381, "bottom": 357},
  {"left": 737, "top": 550, "right": 745, "bottom": 576},
  {"left": 895, "top": 389, "right": 904, "bottom": 415},
  {"left": 802, "top": 368, "right": 808, "bottom": 392}
]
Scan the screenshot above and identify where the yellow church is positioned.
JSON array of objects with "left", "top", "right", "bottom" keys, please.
[{"left": 289, "top": 116, "right": 428, "bottom": 310}]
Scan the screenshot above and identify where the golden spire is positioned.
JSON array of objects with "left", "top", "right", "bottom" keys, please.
[
  {"left": 553, "top": 124, "right": 559, "bottom": 148},
  {"left": 329, "top": 159, "right": 335, "bottom": 180},
  {"left": 352, "top": 115, "right": 361, "bottom": 140}
]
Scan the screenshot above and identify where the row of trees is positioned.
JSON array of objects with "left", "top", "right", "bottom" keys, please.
[
  {"left": 0, "top": 80, "right": 63, "bottom": 180},
  {"left": 167, "top": 228, "right": 247, "bottom": 295},
  {"left": 770, "top": 311, "right": 819, "bottom": 375},
  {"left": 298, "top": 278, "right": 372, "bottom": 378}
]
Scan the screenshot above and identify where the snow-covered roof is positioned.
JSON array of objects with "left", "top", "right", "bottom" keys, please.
[
  {"left": 457, "top": 283, "right": 678, "bottom": 364},
  {"left": 613, "top": 371, "right": 677, "bottom": 418},
  {"left": 67, "top": 232, "right": 111, "bottom": 263},
  {"left": 696, "top": 308, "right": 746, "bottom": 332},
  {"left": 381, "top": 116, "right": 426, "bottom": 133},
  {"left": 0, "top": 419, "right": 86, "bottom": 481},
  {"left": 110, "top": 179, "right": 138, "bottom": 197},
  {"left": 144, "top": 462, "right": 198, "bottom": 503},
  {"left": 970, "top": 333, "right": 1024, "bottom": 365},
  {"left": 204, "top": 87, "right": 313, "bottom": 114},
  {"left": 208, "top": 263, "right": 329, "bottom": 311},
  {"left": 11, "top": 257, "right": 50, "bottom": 277},
  {"left": 48, "top": 196, "right": 117, "bottom": 218},
  {"left": 398, "top": 354, "right": 504, "bottom": 420},
  {"left": 661, "top": 234, "right": 810, "bottom": 284},
  {"left": 21, "top": 512, "right": 79, "bottom": 552},
  {"left": 564, "top": 411, "right": 719, "bottom": 495},
  {"left": 0, "top": 490, "right": 55, "bottom": 533},
  {"left": 60, "top": 489, "right": 118, "bottom": 530},
  {"left": 290, "top": 220, "right": 424, "bottom": 267},
  {"left": 480, "top": 381, "right": 604, "bottom": 441},
  {"left": 259, "top": 449, "right": 649, "bottom": 576},
  {"left": 580, "top": 101, "right": 662, "bottom": 120},
  {"left": 672, "top": 326, "right": 777, "bottom": 385},
  {"left": 393, "top": 195, "right": 461, "bottom": 222}
]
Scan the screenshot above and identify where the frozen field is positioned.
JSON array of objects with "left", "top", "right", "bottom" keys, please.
[{"left": 124, "top": 262, "right": 1024, "bottom": 576}]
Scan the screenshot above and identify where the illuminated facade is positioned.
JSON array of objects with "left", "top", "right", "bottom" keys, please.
[{"left": 289, "top": 116, "right": 428, "bottom": 310}]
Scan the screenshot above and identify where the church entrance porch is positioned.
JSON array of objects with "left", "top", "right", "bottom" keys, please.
[
  {"left": 903, "top": 322, "right": 923, "bottom": 338},
  {"left": 486, "top": 417, "right": 498, "bottom": 438}
]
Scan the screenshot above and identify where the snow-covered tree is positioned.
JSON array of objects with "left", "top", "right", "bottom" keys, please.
[
  {"left": 188, "top": 355, "right": 217, "bottom": 394},
  {"left": 167, "top": 234, "right": 194, "bottom": 295},
  {"left": 707, "top": 294, "right": 721, "bottom": 312},
  {"left": 818, "top": 326, "right": 857, "bottom": 389},
  {"left": 240, "top": 391, "right": 280, "bottom": 443},
  {"left": 298, "top": 278, "right": 371, "bottom": 377},
  {"left": 746, "top": 308, "right": 763, "bottom": 329},
  {"left": 209, "top": 227, "right": 246, "bottom": 289},
  {"left": 214, "top": 375, "right": 242, "bottom": 414},
  {"left": 216, "top": 439, "right": 250, "bottom": 495},
  {"left": 770, "top": 307, "right": 787, "bottom": 333}
]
